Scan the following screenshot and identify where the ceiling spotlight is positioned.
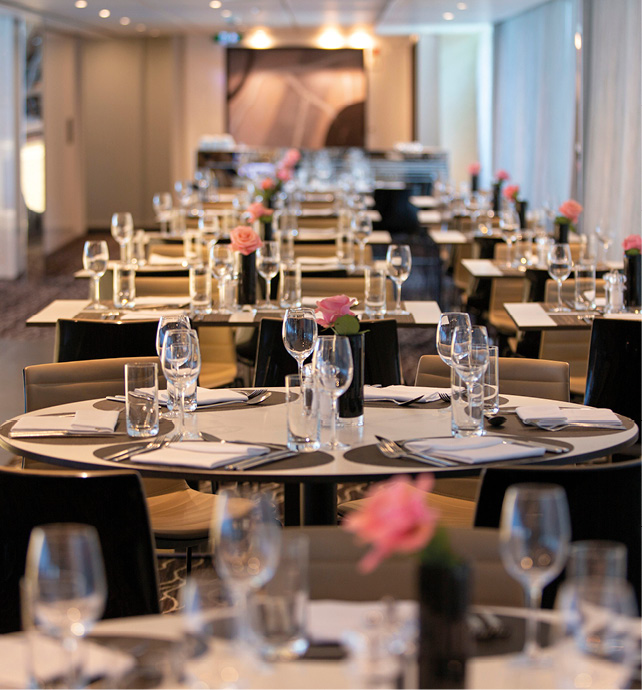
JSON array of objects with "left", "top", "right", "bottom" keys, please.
[
  {"left": 74, "top": 0, "right": 87, "bottom": 8},
  {"left": 318, "top": 28, "right": 344, "bottom": 50},
  {"left": 119, "top": 16, "right": 130, "bottom": 25},
  {"left": 98, "top": 9, "right": 110, "bottom": 18},
  {"left": 456, "top": 2, "right": 467, "bottom": 9},
  {"left": 209, "top": 0, "right": 221, "bottom": 7},
  {"left": 247, "top": 29, "right": 271, "bottom": 49},
  {"left": 135, "top": 23, "right": 146, "bottom": 31},
  {"left": 442, "top": 12, "right": 455, "bottom": 20},
  {"left": 348, "top": 30, "right": 373, "bottom": 50},
  {"left": 221, "top": 9, "right": 232, "bottom": 17}
]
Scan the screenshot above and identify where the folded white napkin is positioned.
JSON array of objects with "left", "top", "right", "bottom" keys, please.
[
  {"left": 516, "top": 405, "right": 622, "bottom": 425},
  {"left": 158, "top": 387, "right": 247, "bottom": 406},
  {"left": 297, "top": 256, "right": 339, "bottom": 265},
  {"left": 12, "top": 409, "right": 120, "bottom": 434},
  {"left": 148, "top": 253, "right": 187, "bottom": 265},
  {"left": 130, "top": 441, "right": 268, "bottom": 469},
  {"left": 404, "top": 437, "right": 546, "bottom": 464},
  {"left": 364, "top": 385, "right": 447, "bottom": 403},
  {"left": 119, "top": 309, "right": 185, "bottom": 321}
]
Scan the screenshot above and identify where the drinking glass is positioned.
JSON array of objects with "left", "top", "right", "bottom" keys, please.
[
  {"left": 82, "top": 240, "right": 109, "bottom": 311},
  {"left": 385, "top": 244, "right": 412, "bottom": 315},
  {"left": 210, "top": 245, "right": 234, "bottom": 314},
  {"left": 547, "top": 243, "right": 573, "bottom": 312},
  {"left": 451, "top": 325, "right": 489, "bottom": 390},
  {"left": 282, "top": 307, "right": 318, "bottom": 379},
  {"left": 110, "top": 212, "right": 134, "bottom": 263},
  {"left": 25, "top": 524, "right": 107, "bottom": 689},
  {"left": 595, "top": 220, "right": 613, "bottom": 264},
  {"left": 213, "top": 489, "right": 281, "bottom": 647},
  {"left": 160, "top": 328, "right": 201, "bottom": 440},
  {"left": 436, "top": 312, "right": 472, "bottom": 367},
  {"left": 156, "top": 315, "right": 192, "bottom": 418},
  {"left": 499, "top": 207, "right": 520, "bottom": 267},
  {"left": 198, "top": 209, "right": 221, "bottom": 247},
  {"left": 312, "top": 335, "right": 353, "bottom": 450},
  {"left": 352, "top": 211, "right": 373, "bottom": 269},
  {"left": 256, "top": 240, "right": 280, "bottom": 310},
  {"left": 153, "top": 192, "right": 173, "bottom": 235},
  {"left": 500, "top": 484, "right": 571, "bottom": 664},
  {"left": 567, "top": 541, "right": 628, "bottom": 582}
]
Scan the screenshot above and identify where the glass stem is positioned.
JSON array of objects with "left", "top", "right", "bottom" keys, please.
[
  {"left": 557, "top": 280, "right": 563, "bottom": 309},
  {"left": 265, "top": 277, "right": 271, "bottom": 306},
  {"left": 63, "top": 634, "right": 83, "bottom": 689},
  {"left": 175, "top": 380, "right": 185, "bottom": 439},
  {"left": 507, "top": 241, "right": 512, "bottom": 266},
  {"left": 395, "top": 281, "right": 402, "bottom": 311},
  {"left": 218, "top": 277, "right": 227, "bottom": 313},
  {"left": 524, "top": 585, "right": 542, "bottom": 659},
  {"left": 119, "top": 243, "right": 128, "bottom": 263},
  {"left": 359, "top": 243, "right": 365, "bottom": 267},
  {"left": 330, "top": 396, "right": 338, "bottom": 448},
  {"left": 90, "top": 276, "right": 100, "bottom": 305}
]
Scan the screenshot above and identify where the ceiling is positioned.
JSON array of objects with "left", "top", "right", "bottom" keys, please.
[{"left": 2, "top": 0, "right": 548, "bottom": 38}]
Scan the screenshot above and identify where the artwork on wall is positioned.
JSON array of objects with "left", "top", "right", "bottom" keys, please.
[{"left": 227, "top": 48, "right": 366, "bottom": 149}]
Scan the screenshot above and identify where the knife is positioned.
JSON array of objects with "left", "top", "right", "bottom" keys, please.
[
  {"left": 225, "top": 449, "right": 297, "bottom": 471},
  {"left": 505, "top": 439, "right": 568, "bottom": 454}
]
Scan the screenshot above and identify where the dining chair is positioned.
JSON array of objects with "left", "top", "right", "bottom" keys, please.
[
  {"left": 22, "top": 356, "right": 217, "bottom": 572},
  {"left": 301, "top": 275, "right": 395, "bottom": 303},
  {"left": 0, "top": 466, "right": 160, "bottom": 634},
  {"left": 253, "top": 318, "right": 402, "bottom": 387},
  {"left": 473, "top": 459, "right": 642, "bottom": 609}
]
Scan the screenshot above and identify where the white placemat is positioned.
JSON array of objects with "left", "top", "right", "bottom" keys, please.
[
  {"left": 504, "top": 303, "right": 557, "bottom": 327},
  {"left": 461, "top": 259, "right": 503, "bottom": 277},
  {"left": 405, "top": 301, "right": 442, "bottom": 325},
  {"left": 418, "top": 210, "right": 442, "bottom": 224},
  {"left": 27, "top": 300, "right": 91, "bottom": 324},
  {"left": 429, "top": 230, "right": 468, "bottom": 244}
]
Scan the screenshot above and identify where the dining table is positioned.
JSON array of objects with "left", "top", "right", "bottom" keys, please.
[
  {"left": 504, "top": 304, "right": 642, "bottom": 332},
  {"left": 1, "top": 389, "right": 637, "bottom": 526}
]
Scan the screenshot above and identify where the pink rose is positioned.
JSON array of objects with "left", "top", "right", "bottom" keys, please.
[
  {"left": 343, "top": 475, "right": 438, "bottom": 574},
  {"left": 495, "top": 169, "right": 510, "bottom": 181},
  {"left": 261, "top": 178, "right": 275, "bottom": 191},
  {"left": 230, "top": 226, "right": 263, "bottom": 255},
  {"left": 247, "top": 201, "right": 273, "bottom": 223},
  {"left": 503, "top": 184, "right": 520, "bottom": 200},
  {"left": 276, "top": 166, "right": 293, "bottom": 182},
  {"left": 558, "top": 199, "right": 583, "bottom": 225},
  {"left": 623, "top": 234, "right": 642, "bottom": 252},
  {"left": 283, "top": 148, "right": 301, "bottom": 167},
  {"left": 315, "top": 294, "right": 357, "bottom": 328},
  {"left": 468, "top": 161, "right": 481, "bottom": 175}
]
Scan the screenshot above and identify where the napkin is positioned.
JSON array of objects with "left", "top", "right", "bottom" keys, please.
[
  {"left": 147, "top": 253, "right": 187, "bottom": 265},
  {"left": 130, "top": 441, "right": 269, "bottom": 469},
  {"left": 516, "top": 405, "right": 622, "bottom": 426},
  {"left": 364, "top": 385, "right": 447, "bottom": 403},
  {"left": 404, "top": 437, "right": 546, "bottom": 464},
  {"left": 158, "top": 387, "right": 248, "bottom": 407},
  {"left": 12, "top": 409, "right": 120, "bottom": 434},
  {"left": 297, "top": 256, "right": 340, "bottom": 265}
]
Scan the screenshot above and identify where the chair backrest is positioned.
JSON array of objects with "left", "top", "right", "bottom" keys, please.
[
  {"left": 301, "top": 276, "right": 395, "bottom": 303},
  {"left": 584, "top": 317, "right": 642, "bottom": 428},
  {"left": 54, "top": 319, "right": 159, "bottom": 362},
  {"left": 0, "top": 466, "right": 160, "bottom": 633},
  {"left": 135, "top": 276, "right": 191, "bottom": 296},
  {"left": 415, "top": 354, "right": 570, "bottom": 401},
  {"left": 254, "top": 318, "right": 402, "bottom": 387},
  {"left": 473, "top": 459, "right": 642, "bottom": 609}
]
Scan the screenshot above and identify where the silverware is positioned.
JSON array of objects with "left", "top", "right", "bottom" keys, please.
[
  {"left": 9, "top": 430, "right": 125, "bottom": 439},
  {"left": 374, "top": 435, "right": 457, "bottom": 467},
  {"left": 369, "top": 395, "right": 424, "bottom": 406},
  {"left": 225, "top": 448, "right": 297, "bottom": 471},
  {"left": 439, "top": 393, "right": 451, "bottom": 403},
  {"left": 189, "top": 389, "right": 270, "bottom": 409},
  {"left": 103, "top": 436, "right": 170, "bottom": 462},
  {"left": 500, "top": 439, "right": 568, "bottom": 454},
  {"left": 532, "top": 421, "right": 625, "bottom": 431}
]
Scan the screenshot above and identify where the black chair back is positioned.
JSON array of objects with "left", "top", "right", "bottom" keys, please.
[
  {"left": 474, "top": 460, "right": 641, "bottom": 610},
  {"left": 54, "top": 319, "right": 159, "bottom": 362},
  {"left": 253, "top": 318, "right": 402, "bottom": 387},
  {"left": 0, "top": 467, "right": 160, "bottom": 634}
]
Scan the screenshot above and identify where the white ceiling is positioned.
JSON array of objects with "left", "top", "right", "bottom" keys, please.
[{"left": 3, "top": 0, "right": 549, "bottom": 37}]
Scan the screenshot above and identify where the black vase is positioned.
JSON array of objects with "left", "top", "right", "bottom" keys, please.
[
  {"left": 471, "top": 174, "right": 478, "bottom": 193},
  {"left": 555, "top": 221, "right": 569, "bottom": 244},
  {"left": 517, "top": 199, "right": 528, "bottom": 230},
  {"left": 237, "top": 252, "right": 257, "bottom": 306},
  {"left": 492, "top": 183, "right": 501, "bottom": 213},
  {"left": 624, "top": 253, "right": 642, "bottom": 309},
  {"left": 263, "top": 220, "right": 273, "bottom": 242},
  {"left": 418, "top": 561, "right": 471, "bottom": 689},
  {"left": 338, "top": 332, "right": 365, "bottom": 425}
]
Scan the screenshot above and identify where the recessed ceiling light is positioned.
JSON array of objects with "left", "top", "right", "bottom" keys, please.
[
  {"left": 135, "top": 23, "right": 146, "bottom": 31},
  {"left": 247, "top": 29, "right": 271, "bottom": 49},
  {"left": 98, "top": 9, "right": 110, "bottom": 18},
  {"left": 119, "top": 16, "right": 130, "bottom": 25},
  {"left": 318, "top": 28, "right": 344, "bottom": 50},
  {"left": 456, "top": 2, "right": 467, "bottom": 9},
  {"left": 74, "top": 0, "right": 87, "bottom": 8},
  {"left": 348, "top": 30, "right": 373, "bottom": 50},
  {"left": 221, "top": 9, "right": 232, "bottom": 17},
  {"left": 443, "top": 12, "right": 455, "bottom": 20},
  {"left": 209, "top": 0, "right": 221, "bottom": 7}
]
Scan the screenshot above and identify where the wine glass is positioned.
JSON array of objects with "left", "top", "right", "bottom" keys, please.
[
  {"left": 499, "top": 207, "right": 520, "bottom": 267},
  {"left": 111, "top": 212, "right": 134, "bottom": 263},
  {"left": 198, "top": 210, "right": 221, "bottom": 251},
  {"left": 256, "top": 240, "right": 280, "bottom": 310},
  {"left": 210, "top": 245, "right": 234, "bottom": 314},
  {"left": 500, "top": 484, "right": 571, "bottom": 665},
  {"left": 547, "top": 243, "right": 573, "bottom": 312},
  {"left": 436, "top": 312, "right": 472, "bottom": 367},
  {"left": 152, "top": 192, "right": 173, "bottom": 235},
  {"left": 385, "top": 244, "right": 412, "bottom": 315},
  {"left": 213, "top": 489, "right": 281, "bottom": 646},
  {"left": 595, "top": 220, "right": 613, "bottom": 264},
  {"left": 160, "top": 328, "right": 201, "bottom": 440},
  {"left": 352, "top": 211, "right": 373, "bottom": 269},
  {"left": 451, "top": 324, "right": 489, "bottom": 411},
  {"left": 25, "top": 523, "right": 107, "bottom": 689},
  {"left": 156, "top": 315, "right": 191, "bottom": 418},
  {"left": 82, "top": 240, "right": 109, "bottom": 311},
  {"left": 312, "top": 335, "right": 354, "bottom": 450},
  {"left": 282, "top": 307, "right": 318, "bottom": 379}
]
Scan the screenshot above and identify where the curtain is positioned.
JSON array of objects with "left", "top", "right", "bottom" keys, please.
[
  {"left": 492, "top": 1, "right": 576, "bottom": 210},
  {"left": 583, "top": 0, "right": 641, "bottom": 260}
]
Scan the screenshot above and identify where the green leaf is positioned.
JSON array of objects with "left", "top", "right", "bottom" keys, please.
[{"left": 333, "top": 315, "right": 361, "bottom": 336}]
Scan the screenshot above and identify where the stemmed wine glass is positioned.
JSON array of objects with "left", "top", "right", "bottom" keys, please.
[
  {"left": 312, "top": 335, "right": 354, "bottom": 450},
  {"left": 352, "top": 211, "right": 373, "bottom": 269},
  {"left": 111, "top": 212, "right": 134, "bottom": 263},
  {"left": 500, "top": 484, "right": 571, "bottom": 665},
  {"left": 210, "top": 245, "right": 234, "bottom": 313},
  {"left": 198, "top": 210, "right": 221, "bottom": 252},
  {"left": 595, "top": 220, "right": 613, "bottom": 264},
  {"left": 156, "top": 315, "right": 191, "bottom": 418},
  {"left": 282, "top": 307, "right": 318, "bottom": 379},
  {"left": 160, "top": 328, "right": 201, "bottom": 440},
  {"left": 82, "top": 240, "right": 109, "bottom": 311},
  {"left": 213, "top": 489, "right": 281, "bottom": 647},
  {"left": 256, "top": 240, "right": 280, "bottom": 310},
  {"left": 25, "top": 524, "right": 107, "bottom": 689},
  {"left": 499, "top": 207, "right": 520, "bottom": 267},
  {"left": 436, "top": 312, "right": 472, "bottom": 367},
  {"left": 385, "top": 244, "right": 412, "bottom": 315},
  {"left": 547, "top": 243, "right": 573, "bottom": 312},
  {"left": 153, "top": 192, "right": 173, "bottom": 235}
]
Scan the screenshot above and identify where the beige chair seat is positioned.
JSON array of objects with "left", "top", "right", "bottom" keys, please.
[{"left": 147, "top": 486, "right": 218, "bottom": 540}]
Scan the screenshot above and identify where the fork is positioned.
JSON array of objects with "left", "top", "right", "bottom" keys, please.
[
  {"left": 371, "top": 395, "right": 424, "bottom": 406},
  {"left": 439, "top": 393, "right": 451, "bottom": 403},
  {"left": 374, "top": 435, "right": 457, "bottom": 467},
  {"left": 103, "top": 436, "right": 170, "bottom": 462}
]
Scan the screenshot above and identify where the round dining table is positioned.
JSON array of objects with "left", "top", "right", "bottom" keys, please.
[{"left": 1, "top": 391, "right": 637, "bottom": 525}]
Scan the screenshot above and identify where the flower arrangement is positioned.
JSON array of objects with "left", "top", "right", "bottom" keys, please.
[
  {"left": 257, "top": 148, "right": 300, "bottom": 204},
  {"left": 502, "top": 184, "right": 520, "bottom": 202},
  {"left": 343, "top": 474, "right": 453, "bottom": 573},
  {"left": 467, "top": 162, "right": 481, "bottom": 176},
  {"left": 623, "top": 234, "right": 642, "bottom": 256},
  {"left": 494, "top": 169, "right": 510, "bottom": 183},
  {"left": 230, "top": 226, "right": 263, "bottom": 255},
  {"left": 315, "top": 295, "right": 361, "bottom": 335},
  {"left": 555, "top": 199, "right": 583, "bottom": 231},
  {"left": 246, "top": 201, "right": 273, "bottom": 225}
]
